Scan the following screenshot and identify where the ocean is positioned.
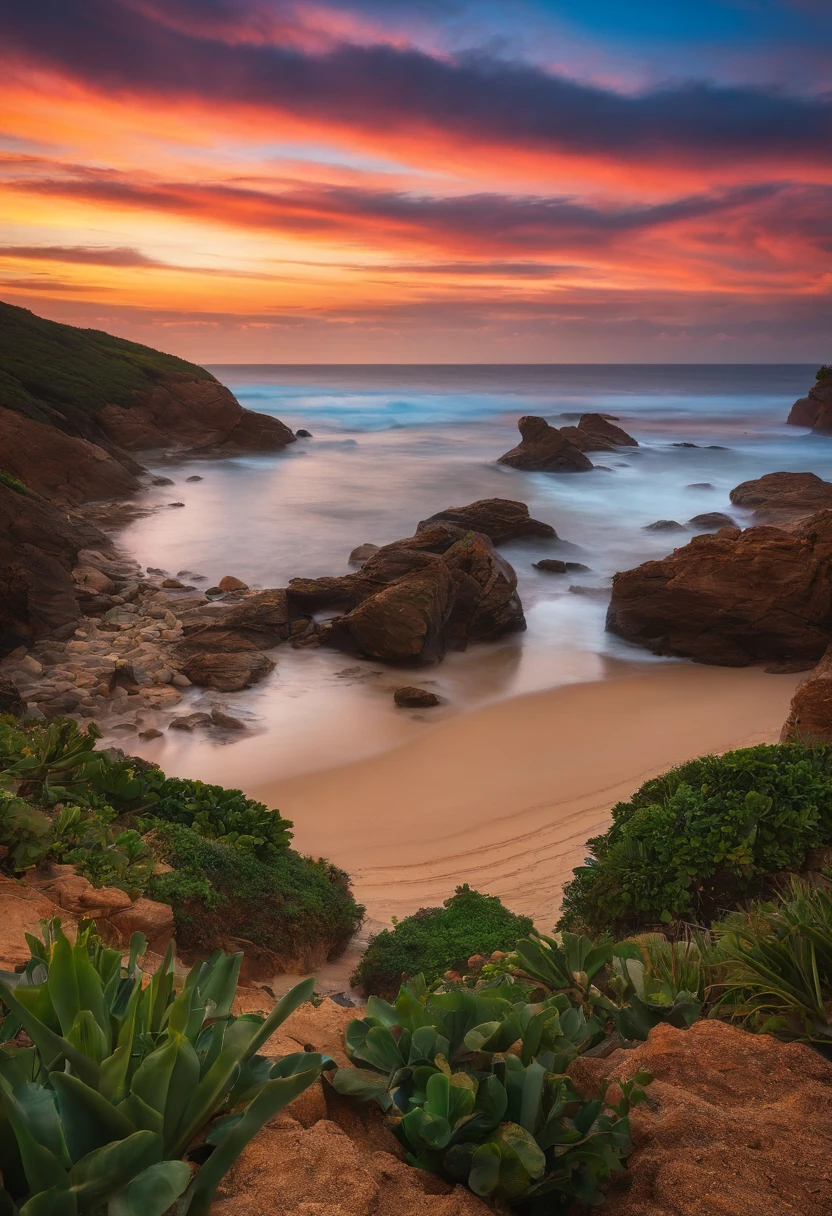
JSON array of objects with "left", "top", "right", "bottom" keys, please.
[{"left": 119, "top": 363, "right": 828, "bottom": 787}]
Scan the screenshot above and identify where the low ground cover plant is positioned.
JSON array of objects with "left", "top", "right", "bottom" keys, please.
[
  {"left": 351, "top": 885, "right": 533, "bottom": 998},
  {"left": 0, "top": 919, "right": 329, "bottom": 1214},
  {"left": 332, "top": 974, "right": 651, "bottom": 1211},
  {"left": 558, "top": 744, "right": 832, "bottom": 935}
]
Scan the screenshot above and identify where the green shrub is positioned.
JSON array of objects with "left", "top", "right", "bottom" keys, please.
[
  {"left": 352, "top": 885, "right": 533, "bottom": 997},
  {"left": 0, "top": 919, "right": 329, "bottom": 1214},
  {"left": 146, "top": 774, "right": 292, "bottom": 856},
  {"left": 816, "top": 364, "right": 831, "bottom": 382},
  {"left": 147, "top": 822, "right": 363, "bottom": 961},
  {"left": 558, "top": 744, "right": 832, "bottom": 935},
  {"left": 332, "top": 976, "right": 650, "bottom": 1209}
]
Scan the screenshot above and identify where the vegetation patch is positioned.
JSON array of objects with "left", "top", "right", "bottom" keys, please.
[
  {"left": 0, "top": 298, "right": 215, "bottom": 433},
  {"left": 0, "top": 468, "right": 28, "bottom": 495},
  {"left": 0, "top": 714, "right": 363, "bottom": 961},
  {"left": 352, "top": 884, "right": 533, "bottom": 997},
  {"left": 558, "top": 744, "right": 832, "bottom": 935}
]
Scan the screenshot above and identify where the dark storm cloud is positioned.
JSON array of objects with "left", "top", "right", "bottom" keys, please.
[{"left": 2, "top": 0, "right": 831, "bottom": 165}]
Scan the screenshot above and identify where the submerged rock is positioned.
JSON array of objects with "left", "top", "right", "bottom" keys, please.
[
  {"left": 349, "top": 543, "right": 381, "bottom": 565},
  {"left": 643, "top": 520, "right": 685, "bottom": 532},
  {"left": 688, "top": 511, "right": 737, "bottom": 530},
  {"left": 533, "top": 559, "right": 567, "bottom": 573},
  {"left": 218, "top": 575, "right": 249, "bottom": 592},
  {"left": 393, "top": 686, "right": 441, "bottom": 707}
]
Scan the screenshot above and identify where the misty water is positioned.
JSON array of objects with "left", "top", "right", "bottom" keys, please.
[{"left": 118, "top": 363, "right": 830, "bottom": 787}]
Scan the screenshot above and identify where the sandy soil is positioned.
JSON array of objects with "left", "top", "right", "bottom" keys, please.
[{"left": 253, "top": 663, "right": 799, "bottom": 947}]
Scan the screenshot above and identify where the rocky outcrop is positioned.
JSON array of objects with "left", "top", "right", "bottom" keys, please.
[
  {"left": 568, "top": 1018, "right": 832, "bottom": 1216},
  {"left": 561, "top": 413, "right": 638, "bottom": 452},
  {"left": 174, "top": 590, "right": 310, "bottom": 690},
  {"left": 787, "top": 374, "right": 832, "bottom": 432},
  {"left": 606, "top": 510, "right": 832, "bottom": 665},
  {"left": 0, "top": 481, "right": 114, "bottom": 654},
  {"left": 780, "top": 643, "right": 832, "bottom": 744},
  {"left": 0, "top": 407, "right": 142, "bottom": 504},
  {"left": 417, "top": 498, "right": 555, "bottom": 542},
  {"left": 292, "top": 524, "right": 526, "bottom": 665},
  {"left": 96, "top": 373, "right": 295, "bottom": 454},
  {"left": 0, "top": 675, "right": 25, "bottom": 717},
  {"left": 730, "top": 471, "right": 832, "bottom": 518},
  {"left": 497, "top": 416, "right": 594, "bottom": 472}
]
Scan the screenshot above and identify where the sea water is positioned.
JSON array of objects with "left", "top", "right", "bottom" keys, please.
[{"left": 118, "top": 363, "right": 829, "bottom": 785}]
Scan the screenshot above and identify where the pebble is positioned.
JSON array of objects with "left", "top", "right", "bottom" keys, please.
[{"left": 171, "top": 673, "right": 191, "bottom": 688}]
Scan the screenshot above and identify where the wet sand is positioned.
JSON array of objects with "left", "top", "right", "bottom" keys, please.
[{"left": 253, "top": 663, "right": 799, "bottom": 946}]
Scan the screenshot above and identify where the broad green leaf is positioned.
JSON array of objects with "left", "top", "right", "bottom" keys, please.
[
  {"left": 50, "top": 1072, "right": 137, "bottom": 1163},
  {"left": 331, "top": 1067, "right": 391, "bottom": 1103},
  {"left": 46, "top": 933, "right": 80, "bottom": 1038},
  {"left": 108, "top": 1160, "right": 192, "bottom": 1216},
  {"left": 20, "top": 1188, "right": 76, "bottom": 1216},
  {"left": 69, "top": 1130, "right": 162, "bottom": 1206},
  {"left": 9, "top": 1082, "right": 70, "bottom": 1167},
  {"left": 0, "top": 982, "right": 99, "bottom": 1089},
  {"left": 0, "top": 1078, "right": 69, "bottom": 1196},
  {"left": 67, "top": 1010, "right": 109, "bottom": 1065},
  {"left": 469, "top": 1141, "right": 501, "bottom": 1196}
]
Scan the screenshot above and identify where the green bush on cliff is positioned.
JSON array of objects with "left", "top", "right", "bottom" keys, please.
[
  {"left": 816, "top": 364, "right": 831, "bottom": 381},
  {"left": 147, "top": 822, "right": 363, "bottom": 963},
  {"left": 558, "top": 744, "right": 832, "bottom": 935},
  {"left": 352, "top": 885, "right": 533, "bottom": 997},
  {"left": 0, "top": 299, "right": 215, "bottom": 431}
]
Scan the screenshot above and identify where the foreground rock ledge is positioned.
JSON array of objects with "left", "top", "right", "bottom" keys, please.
[{"left": 568, "top": 1018, "right": 832, "bottom": 1216}]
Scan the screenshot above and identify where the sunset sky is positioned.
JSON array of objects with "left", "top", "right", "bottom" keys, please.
[{"left": 1, "top": 0, "right": 830, "bottom": 362}]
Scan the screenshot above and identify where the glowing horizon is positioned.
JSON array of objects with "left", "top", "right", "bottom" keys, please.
[{"left": 1, "top": 0, "right": 830, "bottom": 363}]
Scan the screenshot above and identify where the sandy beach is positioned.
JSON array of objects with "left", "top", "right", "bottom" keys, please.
[{"left": 254, "top": 663, "right": 800, "bottom": 942}]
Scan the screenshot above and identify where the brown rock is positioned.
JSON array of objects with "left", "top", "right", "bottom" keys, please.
[
  {"left": 332, "top": 562, "right": 456, "bottom": 665},
  {"left": 576, "top": 412, "right": 638, "bottom": 448},
  {"left": 497, "top": 416, "right": 594, "bottom": 472},
  {"left": 781, "top": 643, "right": 832, "bottom": 743},
  {"left": 533, "top": 559, "right": 567, "bottom": 573},
  {"left": 106, "top": 896, "right": 175, "bottom": 953},
  {"left": 606, "top": 513, "right": 832, "bottom": 665},
  {"left": 786, "top": 375, "right": 832, "bottom": 432},
  {"left": 349, "top": 544, "right": 380, "bottom": 565},
  {"left": 211, "top": 1117, "right": 492, "bottom": 1216},
  {"left": 730, "top": 471, "right": 832, "bottom": 517},
  {"left": 34, "top": 872, "right": 132, "bottom": 918},
  {"left": 0, "top": 406, "right": 142, "bottom": 504},
  {"left": 0, "top": 874, "right": 76, "bottom": 970},
  {"left": 95, "top": 373, "right": 296, "bottom": 454},
  {"left": 643, "top": 520, "right": 685, "bottom": 532},
  {"left": 176, "top": 649, "right": 275, "bottom": 692},
  {"left": 0, "top": 481, "right": 111, "bottom": 654},
  {"left": 394, "top": 686, "right": 441, "bottom": 707},
  {"left": 72, "top": 565, "right": 117, "bottom": 595},
  {"left": 168, "top": 712, "right": 214, "bottom": 731},
  {"left": 688, "top": 511, "right": 737, "bottom": 531},
  {"left": 417, "top": 498, "right": 556, "bottom": 543},
  {"left": 568, "top": 1019, "right": 832, "bottom": 1216},
  {"left": 218, "top": 575, "right": 249, "bottom": 592},
  {"left": 210, "top": 708, "right": 247, "bottom": 731}
]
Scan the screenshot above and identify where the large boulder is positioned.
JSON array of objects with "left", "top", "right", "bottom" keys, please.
[
  {"left": 326, "top": 525, "right": 526, "bottom": 663},
  {"left": 781, "top": 643, "right": 832, "bottom": 744},
  {"left": 730, "top": 471, "right": 832, "bottom": 518},
  {"left": 174, "top": 591, "right": 311, "bottom": 689},
  {"left": 175, "top": 648, "right": 276, "bottom": 692},
  {"left": 606, "top": 512, "right": 832, "bottom": 665},
  {"left": 568, "top": 1019, "right": 832, "bottom": 1216},
  {"left": 787, "top": 375, "right": 832, "bottom": 431},
  {"left": 0, "top": 407, "right": 142, "bottom": 504},
  {"left": 417, "top": 498, "right": 555, "bottom": 542},
  {"left": 497, "top": 416, "right": 594, "bottom": 472},
  {"left": 0, "top": 875, "right": 75, "bottom": 971},
  {"left": 569, "top": 413, "right": 638, "bottom": 451}
]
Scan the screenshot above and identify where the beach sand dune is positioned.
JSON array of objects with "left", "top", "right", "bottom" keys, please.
[{"left": 253, "top": 663, "right": 799, "bottom": 938}]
